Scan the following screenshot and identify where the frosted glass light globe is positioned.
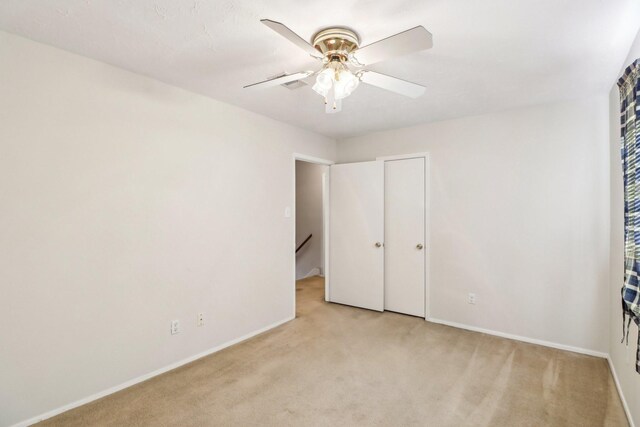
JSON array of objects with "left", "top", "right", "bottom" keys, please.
[
  {"left": 333, "top": 69, "right": 359, "bottom": 100},
  {"left": 312, "top": 68, "right": 334, "bottom": 97}
]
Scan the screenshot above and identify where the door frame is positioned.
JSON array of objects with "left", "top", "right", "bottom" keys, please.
[
  {"left": 377, "top": 152, "right": 431, "bottom": 320},
  {"left": 292, "top": 153, "right": 334, "bottom": 318}
]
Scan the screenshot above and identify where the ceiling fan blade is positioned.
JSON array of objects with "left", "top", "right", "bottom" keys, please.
[
  {"left": 261, "top": 19, "right": 323, "bottom": 59},
  {"left": 359, "top": 71, "right": 426, "bottom": 98},
  {"left": 353, "top": 26, "right": 433, "bottom": 66},
  {"left": 243, "top": 71, "right": 314, "bottom": 89},
  {"left": 299, "top": 70, "right": 319, "bottom": 86}
]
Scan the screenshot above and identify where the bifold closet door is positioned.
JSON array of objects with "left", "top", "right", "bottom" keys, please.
[
  {"left": 384, "top": 158, "right": 425, "bottom": 317},
  {"left": 329, "top": 161, "right": 384, "bottom": 311}
]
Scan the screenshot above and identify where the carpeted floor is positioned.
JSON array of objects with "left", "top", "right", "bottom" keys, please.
[{"left": 38, "top": 276, "right": 628, "bottom": 426}]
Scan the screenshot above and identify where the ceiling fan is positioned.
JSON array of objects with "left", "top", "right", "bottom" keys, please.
[{"left": 244, "top": 20, "right": 433, "bottom": 113}]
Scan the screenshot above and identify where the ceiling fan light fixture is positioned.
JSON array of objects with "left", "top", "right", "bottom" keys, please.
[
  {"left": 334, "top": 69, "right": 359, "bottom": 100},
  {"left": 312, "top": 62, "right": 360, "bottom": 101},
  {"left": 312, "top": 68, "right": 333, "bottom": 97}
]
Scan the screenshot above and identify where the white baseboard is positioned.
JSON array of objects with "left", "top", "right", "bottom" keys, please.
[
  {"left": 429, "top": 318, "right": 634, "bottom": 425},
  {"left": 607, "top": 356, "right": 635, "bottom": 427},
  {"left": 303, "top": 267, "right": 321, "bottom": 278},
  {"left": 10, "top": 316, "right": 294, "bottom": 427},
  {"left": 11, "top": 315, "right": 626, "bottom": 427},
  {"left": 426, "top": 317, "right": 608, "bottom": 358}
]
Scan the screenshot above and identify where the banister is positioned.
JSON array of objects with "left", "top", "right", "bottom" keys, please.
[{"left": 296, "top": 234, "right": 313, "bottom": 253}]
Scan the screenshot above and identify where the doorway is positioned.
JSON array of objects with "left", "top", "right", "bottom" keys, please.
[{"left": 292, "top": 154, "right": 332, "bottom": 318}]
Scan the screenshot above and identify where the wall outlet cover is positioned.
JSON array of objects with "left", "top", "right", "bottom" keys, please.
[
  {"left": 171, "top": 320, "right": 180, "bottom": 335},
  {"left": 197, "top": 313, "right": 204, "bottom": 327}
]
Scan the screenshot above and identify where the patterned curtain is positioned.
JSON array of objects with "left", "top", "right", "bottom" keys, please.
[{"left": 619, "top": 58, "right": 640, "bottom": 374}]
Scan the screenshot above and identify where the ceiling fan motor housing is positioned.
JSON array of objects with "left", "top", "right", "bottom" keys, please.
[{"left": 312, "top": 28, "right": 360, "bottom": 63}]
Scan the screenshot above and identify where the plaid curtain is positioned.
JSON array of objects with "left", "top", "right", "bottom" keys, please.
[{"left": 619, "top": 58, "right": 640, "bottom": 374}]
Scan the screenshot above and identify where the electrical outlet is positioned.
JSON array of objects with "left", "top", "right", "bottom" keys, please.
[
  {"left": 170, "top": 320, "right": 180, "bottom": 335},
  {"left": 468, "top": 293, "right": 476, "bottom": 305},
  {"left": 197, "top": 313, "right": 204, "bottom": 327}
]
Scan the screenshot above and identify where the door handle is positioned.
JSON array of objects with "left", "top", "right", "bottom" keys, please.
[
  {"left": 375, "top": 242, "right": 383, "bottom": 248},
  {"left": 416, "top": 244, "right": 424, "bottom": 250}
]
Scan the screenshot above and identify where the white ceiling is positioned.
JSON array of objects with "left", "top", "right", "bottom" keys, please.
[{"left": 1, "top": 0, "right": 639, "bottom": 138}]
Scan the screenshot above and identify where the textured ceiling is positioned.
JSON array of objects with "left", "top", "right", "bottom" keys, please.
[{"left": 1, "top": 0, "right": 639, "bottom": 138}]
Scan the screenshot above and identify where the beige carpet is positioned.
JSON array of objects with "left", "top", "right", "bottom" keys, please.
[{"left": 39, "top": 276, "right": 628, "bottom": 426}]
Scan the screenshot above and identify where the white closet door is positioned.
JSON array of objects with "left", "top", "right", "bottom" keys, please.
[
  {"left": 329, "top": 161, "right": 384, "bottom": 311},
  {"left": 384, "top": 158, "right": 425, "bottom": 317}
]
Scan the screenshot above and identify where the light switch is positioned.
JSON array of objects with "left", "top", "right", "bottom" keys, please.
[{"left": 284, "top": 207, "right": 291, "bottom": 218}]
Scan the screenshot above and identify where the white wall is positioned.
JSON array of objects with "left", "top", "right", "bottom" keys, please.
[
  {"left": 295, "top": 161, "right": 326, "bottom": 280},
  {"left": 609, "top": 27, "right": 640, "bottom": 427},
  {"left": 338, "top": 97, "right": 610, "bottom": 354},
  {"left": 0, "top": 31, "right": 336, "bottom": 427}
]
